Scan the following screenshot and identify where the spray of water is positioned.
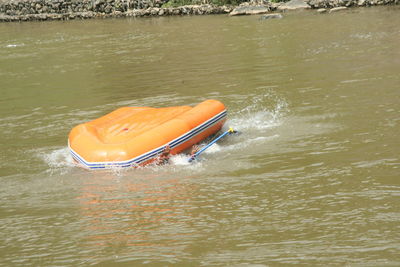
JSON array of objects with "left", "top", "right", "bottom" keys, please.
[{"left": 43, "top": 147, "right": 74, "bottom": 168}]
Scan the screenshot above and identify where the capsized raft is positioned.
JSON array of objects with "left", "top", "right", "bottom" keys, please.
[{"left": 68, "top": 99, "right": 227, "bottom": 169}]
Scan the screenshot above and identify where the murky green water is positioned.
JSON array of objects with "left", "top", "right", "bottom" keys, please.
[{"left": 1, "top": 6, "right": 399, "bottom": 266}]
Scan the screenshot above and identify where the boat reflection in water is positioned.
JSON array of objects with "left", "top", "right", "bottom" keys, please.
[{"left": 76, "top": 169, "right": 200, "bottom": 261}]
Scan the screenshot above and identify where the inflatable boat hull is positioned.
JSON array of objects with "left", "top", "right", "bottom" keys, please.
[{"left": 68, "top": 99, "right": 226, "bottom": 169}]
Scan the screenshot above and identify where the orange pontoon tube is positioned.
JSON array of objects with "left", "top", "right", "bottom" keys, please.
[{"left": 68, "top": 99, "right": 227, "bottom": 169}]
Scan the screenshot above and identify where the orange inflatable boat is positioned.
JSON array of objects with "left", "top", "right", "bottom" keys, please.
[{"left": 68, "top": 99, "right": 227, "bottom": 169}]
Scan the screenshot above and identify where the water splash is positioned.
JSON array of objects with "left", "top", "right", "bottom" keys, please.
[
  {"left": 43, "top": 147, "right": 75, "bottom": 169},
  {"left": 42, "top": 89, "right": 288, "bottom": 173},
  {"left": 170, "top": 154, "right": 192, "bottom": 166},
  {"left": 228, "top": 88, "right": 289, "bottom": 132}
]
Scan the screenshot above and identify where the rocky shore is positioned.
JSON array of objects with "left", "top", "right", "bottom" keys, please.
[
  {"left": 0, "top": 0, "right": 398, "bottom": 22},
  {"left": 0, "top": 0, "right": 234, "bottom": 21}
]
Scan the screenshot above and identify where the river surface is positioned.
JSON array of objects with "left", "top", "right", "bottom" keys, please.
[{"left": 1, "top": 6, "right": 399, "bottom": 266}]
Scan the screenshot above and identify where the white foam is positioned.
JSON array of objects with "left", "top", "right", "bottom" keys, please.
[
  {"left": 170, "top": 154, "right": 191, "bottom": 166},
  {"left": 203, "top": 143, "right": 221, "bottom": 154},
  {"left": 43, "top": 147, "right": 75, "bottom": 169},
  {"left": 6, "top": 43, "right": 24, "bottom": 48}
]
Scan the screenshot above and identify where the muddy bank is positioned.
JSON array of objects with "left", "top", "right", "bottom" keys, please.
[{"left": 0, "top": 0, "right": 398, "bottom": 22}]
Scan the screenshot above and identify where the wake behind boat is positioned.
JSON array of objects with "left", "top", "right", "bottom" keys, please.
[{"left": 68, "top": 99, "right": 227, "bottom": 169}]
